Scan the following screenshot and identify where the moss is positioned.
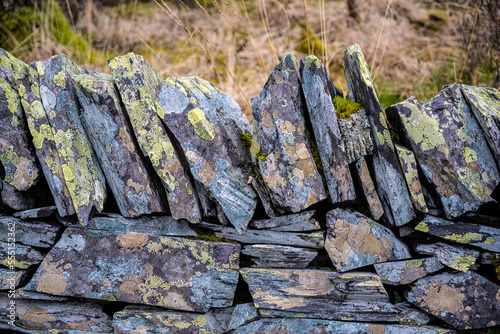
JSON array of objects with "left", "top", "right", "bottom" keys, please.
[
  {"left": 239, "top": 132, "right": 253, "bottom": 159},
  {"left": 256, "top": 151, "right": 268, "bottom": 162},
  {"left": 332, "top": 96, "right": 363, "bottom": 120}
]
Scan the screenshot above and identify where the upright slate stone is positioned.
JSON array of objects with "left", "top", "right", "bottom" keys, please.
[
  {"left": 73, "top": 72, "right": 166, "bottom": 217},
  {"left": 353, "top": 157, "right": 384, "bottom": 220},
  {"left": 343, "top": 44, "right": 415, "bottom": 226},
  {"left": 299, "top": 56, "right": 355, "bottom": 204},
  {"left": 386, "top": 85, "right": 500, "bottom": 219},
  {"left": 108, "top": 53, "right": 201, "bottom": 224},
  {"left": 251, "top": 53, "right": 327, "bottom": 213},
  {"left": 395, "top": 144, "right": 428, "bottom": 213},
  {"left": 157, "top": 76, "right": 257, "bottom": 232},
  {"left": 337, "top": 109, "right": 374, "bottom": 163}
]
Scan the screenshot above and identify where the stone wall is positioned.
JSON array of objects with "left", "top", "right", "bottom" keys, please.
[{"left": 1, "top": 44, "right": 500, "bottom": 333}]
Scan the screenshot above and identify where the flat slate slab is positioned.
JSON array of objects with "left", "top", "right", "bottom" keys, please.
[
  {"left": 157, "top": 76, "right": 257, "bottom": 232},
  {"left": 299, "top": 56, "right": 355, "bottom": 204},
  {"left": 24, "top": 228, "right": 240, "bottom": 312},
  {"left": 13, "top": 206, "right": 57, "bottom": 220},
  {"left": 343, "top": 44, "right": 415, "bottom": 227},
  {"left": 386, "top": 84, "right": 500, "bottom": 219},
  {"left": 251, "top": 53, "right": 327, "bottom": 213},
  {"left": 109, "top": 53, "right": 201, "bottom": 224},
  {"left": 415, "top": 242, "right": 479, "bottom": 272},
  {"left": 337, "top": 109, "right": 374, "bottom": 163},
  {"left": 325, "top": 208, "right": 411, "bottom": 272},
  {"left": 206, "top": 302, "right": 259, "bottom": 333},
  {"left": 0, "top": 268, "right": 26, "bottom": 290},
  {"left": 373, "top": 257, "right": 444, "bottom": 285},
  {"left": 407, "top": 271, "right": 500, "bottom": 330},
  {"left": 0, "top": 241, "right": 44, "bottom": 269},
  {"left": 248, "top": 210, "right": 320, "bottom": 231},
  {"left": 395, "top": 144, "right": 428, "bottom": 213},
  {"left": 353, "top": 157, "right": 384, "bottom": 220},
  {"left": 0, "top": 215, "right": 61, "bottom": 248},
  {"left": 241, "top": 244, "right": 318, "bottom": 268}
]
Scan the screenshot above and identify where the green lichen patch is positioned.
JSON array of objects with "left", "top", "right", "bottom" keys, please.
[{"left": 333, "top": 96, "right": 363, "bottom": 120}]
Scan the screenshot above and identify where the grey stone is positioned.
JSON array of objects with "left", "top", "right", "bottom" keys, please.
[
  {"left": 242, "top": 244, "right": 318, "bottom": 268},
  {"left": 374, "top": 257, "right": 444, "bottom": 285},
  {"left": 0, "top": 215, "right": 61, "bottom": 248},
  {"left": 248, "top": 210, "right": 320, "bottom": 231},
  {"left": 337, "top": 109, "right": 374, "bottom": 163},
  {"left": 415, "top": 242, "right": 479, "bottom": 272}
]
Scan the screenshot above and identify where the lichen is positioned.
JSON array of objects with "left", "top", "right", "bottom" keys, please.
[{"left": 333, "top": 96, "right": 363, "bottom": 120}]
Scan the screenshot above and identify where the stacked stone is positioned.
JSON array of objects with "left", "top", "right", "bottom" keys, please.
[{"left": 0, "top": 45, "right": 500, "bottom": 333}]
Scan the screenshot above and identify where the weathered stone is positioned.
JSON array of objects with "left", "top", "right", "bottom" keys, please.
[
  {"left": 198, "top": 222, "right": 325, "bottom": 248},
  {"left": 157, "top": 76, "right": 257, "bottom": 232},
  {"left": 248, "top": 210, "right": 320, "bottom": 231},
  {"left": 242, "top": 244, "right": 318, "bottom": 268},
  {"left": 299, "top": 56, "right": 356, "bottom": 204},
  {"left": 386, "top": 85, "right": 500, "bottom": 220},
  {"left": 13, "top": 289, "right": 70, "bottom": 301},
  {"left": 415, "top": 214, "right": 500, "bottom": 252},
  {"left": 353, "top": 157, "right": 384, "bottom": 220},
  {"left": 373, "top": 257, "right": 444, "bottom": 285},
  {"left": 206, "top": 302, "right": 259, "bottom": 333},
  {"left": 343, "top": 44, "right": 415, "bottom": 226},
  {"left": 251, "top": 53, "right": 327, "bottom": 213},
  {"left": 33, "top": 54, "right": 107, "bottom": 225},
  {"left": 13, "top": 206, "right": 57, "bottom": 220},
  {"left": 395, "top": 144, "right": 428, "bottom": 213},
  {"left": 415, "top": 242, "right": 479, "bottom": 272},
  {"left": 108, "top": 53, "right": 201, "bottom": 224},
  {"left": 74, "top": 72, "right": 167, "bottom": 218},
  {"left": 0, "top": 268, "right": 25, "bottom": 290},
  {"left": 325, "top": 208, "right": 411, "bottom": 272},
  {"left": 407, "top": 271, "right": 500, "bottom": 330},
  {"left": 0, "top": 215, "right": 61, "bottom": 248},
  {"left": 481, "top": 251, "right": 500, "bottom": 265},
  {"left": 1, "top": 181, "right": 36, "bottom": 210},
  {"left": 25, "top": 228, "right": 240, "bottom": 312},
  {"left": 395, "top": 302, "right": 431, "bottom": 326},
  {"left": 338, "top": 109, "right": 374, "bottom": 163},
  {"left": 0, "top": 241, "right": 44, "bottom": 269}
]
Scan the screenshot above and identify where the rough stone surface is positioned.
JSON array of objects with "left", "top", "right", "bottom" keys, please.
[
  {"left": 109, "top": 53, "right": 201, "bottom": 224},
  {"left": 25, "top": 228, "right": 240, "bottom": 312},
  {"left": 241, "top": 244, "right": 318, "bottom": 268},
  {"left": 325, "top": 208, "right": 411, "bottom": 272},
  {"left": 251, "top": 53, "right": 327, "bottom": 213},
  {"left": 395, "top": 303, "right": 431, "bottom": 326},
  {"left": 13, "top": 206, "right": 57, "bottom": 220},
  {"left": 206, "top": 302, "right": 259, "bottom": 333},
  {"left": 406, "top": 271, "right": 500, "bottom": 330},
  {"left": 337, "top": 109, "right": 374, "bottom": 163},
  {"left": 299, "top": 55, "right": 356, "bottom": 204},
  {"left": 415, "top": 242, "right": 479, "bottom": 272},
  {"left": 157, "top": 76, "right": 257, "bottom": 232},
  {"left": 353, "top": 157, "right": 384, "bottom": 220},
  {"left": 396, "top": 144, "right": 428, "bottom": 213},
  {"left": 0, "top": 215, "right": 61, "bottom": 248},
  {"left": 374, "top": 257, "right": 444, "bottom": 285},
  {"left": 386, "top": 85, "right": 500, "bottom": 219},
  {"left": 343, "top": 44, "right": 415, "bottom": 226},
  {"left": 0, "top": 268, "right": 25, "bottom": 290},
  {"left": 0, "top": 241, "right": 44, "bottom": 269},
  {"left": 248, "top": 210, "right": 320, "bottom": 231}
]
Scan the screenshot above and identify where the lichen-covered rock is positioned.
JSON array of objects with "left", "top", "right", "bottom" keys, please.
[
  {"left": 206, "top": 302, "right": 259, "bottom": 333},
  {"left": 0, "top": 181, "right": 43, "bottom": 210},
  {"left": 395, "top": 302, "right": 431, "bottom": 326},
  {"left": 74, "top": 72, "right": 167, "bottom": 218},
  {"left": 325, "top": 208, "right": 411, "bottom": 272},
  {"left": 395, "top": 144, "right": 428, "bottom": 213},
  {"left": 241, "top": 244, "right": 318, "bottom": 268},
  {"left": 248, "top": 210, "right": 320, "bottom": 231},
  {"left": 299, "top": 56, "right": 356, "bottom": 204},
  {"left": 13, "top": 206, "right": 57, "bottom": 220},
  {"left": 24, "top": 228, "right": 240, "bottom": 312},
  {"left": 386, "top": 85, "right": 500, "bottom": 219},
  {"left": 0, "top": 241, "right": 44, "bottom": 269},
  {"left": 352, "top": 157, "right": 384, "bottom": 220},
  {"left": 0, "top": 215, "right": 61, "bottom": 248},
  {"left": 337, "top": 109, "right": 374, "bottom": 163},
  {"left": 374, "top": 257, "right": 444, "bottom": 285},
  {"left": 343, "top": 44, "right": 415, "bottom": 226},
  {"left": 415, "top": 214, "right": 500, "bottom": 252},
  {"left": 407, "top": 271, "right": 500, "bottom": 330},
  {"left": 415, "top": 242, "right": 479, "bottom": 272},
  {"left": 157, "top": 76, "right": 257, "bottom": 232},
  {"left": 0, "top": 269, "right": 26, "bottom": 290},
  {"left": 251, "top": 53, "right": 327, "bottom": 213},
  {"left": 108, "top": 53, "right": 201, "bottom": 224}
]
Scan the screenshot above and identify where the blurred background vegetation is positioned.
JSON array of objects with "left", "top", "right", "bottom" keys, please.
[{"left": 0, "top": 0, "right": 499, "bottom": 115}]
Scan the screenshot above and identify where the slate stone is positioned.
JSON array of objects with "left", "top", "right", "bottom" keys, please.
[
  {"left": 373, "top": 257, "right": 444, "bottom": 285},
  {"left": 24, "top": 227, "right": 240, "bottom": 312},
  {"left": 353, "top": 157, "right": 384, "bottom": 220},
  {"left": 206, "top": 302, "right": 259, "bottom": 333},
  {"left": 0, "top": 268, "right": 26, "bottom": 290},
  {"left": 248, "top": 210, "right": 320, "bottom": 231},
  {"left": 13, "top": 206, "right": 57, "bottom": 220},
  {"left": 157, "top": 76, "right": 257, "bottom": 232},
  {"left": 251, "top": 53, "right": 327, "bottom": 213},
  {"left": 13, "top": 289, "right": 70, "bottom": 301},
  {"left": 108, "top": 53, "right": 201, "bottom": 224},
  {"left": 73, "top": 72, "right": 167, "bottom": 218},
  {"left": 386, "top": 85, "right": 500, "bottom": 220},
  {"left": 415, "top": 214, "right": 500, "bottom": 252},
  {"left": 325, "top": 208, "right": 411, "bottom": 272},
  {"left": 395, "top": 144, "right": 428, "bottom": 213},
  {"left": 1, "top": 181, "right": 37, "bottom": 210},
  {"left": 241, "top": 244, "right": 318, "bottom": 268},
  {"left": 415, "top": 242, "right": 479, "bottom": 272},
  {"left": 0, "top": 241, "right": 44, "bottom": 269},
  {"left": 299, "top": 56, "right": 356, "bottom": 204},
  {"left": 480, "top": 251, "right": 500, "bottom": 265},
  {"left": 198, "top": 222, "right": 325, "bottom": 248},
  {"left": 0, "top": 215, "right": 61, "bottom": 248},
  {"left": 407, "top": 271, "right": 500, "bottom": 330},
  {"left": 337, "top": 109, "right": 374, "bottom": 163},
  {"left": 343, "top": 44, "right": 415, "bottom": 226},
  {"left": 395, "top": 302, "right": 431, "bottom": 326}
]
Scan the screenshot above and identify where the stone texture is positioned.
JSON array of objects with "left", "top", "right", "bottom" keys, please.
[
  {"left": 241, "top": 244, "right": 318, "bottom": 268},
  {"left": 25, "top": 228, "right": 240, "bottom": 312},
  {"left": 251, "top": 53, "right": 327, "bottom": 213},
  {"left": 337, "top": 109, "right": 374, "bottom": 163},
  {"left": 406, "top": 271, "right": 500, "bottom": 330},
  {"left": 343, "top": 44, "right": 415, "bottom": 226},
  {"left": 395, "top": 302, "right": 431, "bottom": 326},
  {"left": 395, "top": 144, "right": 428, "bottom": 213},
  {"left": 108, "top": 53, "right": 201, "bottom": 224},
  {"left": 206, "top": 302, "right": 259, "bottom": 333},
  {"left": 0, "top": 215, "right": 61, "bottom": 248},
  {"left": 248, "top": 210, "right": 320, "bottom": 231},
  {"left": 157, "top": 76, "right": 257, "bottom": 232},
  {"left": 299, "top": 55, "right": 356, "bottom": 204},
  {"left": 373, "top": 257, "right": 444, "bottom": 285},
  {"left": 74, "top": 72, "right": 167, "bottom": 218},
  {"left": 0, "top": 268, "right": 25, "bottom": 290},
  {"left": 13, "top": 206, "right": 57, "bottom": 220},
  {"left": 353, "top": 157, "right": 384, "bottom": 220},
  {"left": 415, "top": 242, "right": 479, "bottom": 272},
  {"left": 0, "top": 241, "right": 44, "bottom": 269},
  {"left": 386, "top": 85, "right": 500, "bottom": 219},
  {"left": 325, "top": 208, "right": 411, "bottom": 272}
]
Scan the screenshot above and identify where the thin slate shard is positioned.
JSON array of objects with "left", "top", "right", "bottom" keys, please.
[
  {"left": 251, "top": 53, "right": 327, "bottom": 213},
  {"left": 157, "top": 76, "right": 257, "bottom": 232},
  {"left": 33, "top": 54, "right": 106, "bottom": 225},
  {"left": 108, "top": 53, "right": 201, "bottom": 224},
  {"left": 74, "top": 72, "right": 166, "bottom": 218},
  {"left": 353, "top": 157, "right": 384, "bottom": 220},
  {"left": 241, "top": 244, "right": 318, "bottom": 268},
  {"left": 248, "top": 210, "right": 320, "bottom": 231},
  {"left": 395, "top": 144, "right": 428, "bottom": 213},
  {"left": 343, "top": 44, "right": 415, "bottom": 226},
  {"left": 0, "top": 241, "right": 44, "bottom": 269},
  {"left": 337, "top": 109, "right": 374, "bottom": 163},
  {"left": 0, "top": 214, "right": 61, "bottom": 248},
  {"left": 386, "top": 85, "right": 500, "bottom": 219},
  {"left": 415, "top": 242, "right": 479, "bottom": 272},
  {"left": 299, "top": 56, "right": 355, "bottom": 204},
  {"left": 373, "top": 257, "right": 444, "bottom": 285}
]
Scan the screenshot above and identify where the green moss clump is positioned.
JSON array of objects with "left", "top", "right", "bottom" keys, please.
[
  {"left": 256, "top": 151, "right": 268, "bottom": 162},
  {"left": 239, "top": 132, "right": 253, "bottom": 158},
  {"left": 333, "top": 96, "right": 363, "bottom": 120}
]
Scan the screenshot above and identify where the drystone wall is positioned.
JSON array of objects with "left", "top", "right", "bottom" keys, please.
[{"left": 0, "top": 44, "right": 500, "bottom": 333}]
